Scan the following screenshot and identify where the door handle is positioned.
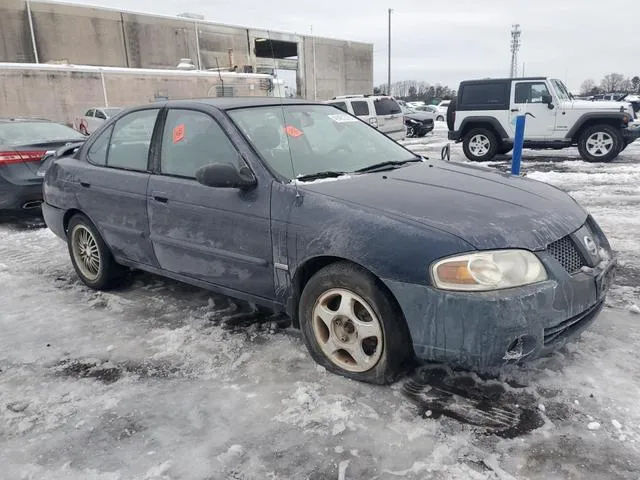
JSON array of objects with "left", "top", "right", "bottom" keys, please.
[
  {"left": 151, "top": 192, "right": 168, "bottom": 203},
  {"left": 80, "top": 181, "right": 91, "bottom": 188},
  {"left": 510, "top": 108, "right": 520, "bottom": 112}
]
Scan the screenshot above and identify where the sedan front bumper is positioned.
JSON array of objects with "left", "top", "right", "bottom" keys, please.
[{"left": 383, "top": 229, "right": 616, "bottom": 372}]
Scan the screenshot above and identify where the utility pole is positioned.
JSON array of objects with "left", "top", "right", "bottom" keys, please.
[
  {"left": 388, "top": 8, "right": 392, "bottom": 95},
  {"left": 510, "top": 24, "right": 521, "bottom": 78}
]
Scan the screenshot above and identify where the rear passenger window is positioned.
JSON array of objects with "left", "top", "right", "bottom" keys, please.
[
  {"left": 87, "top": 125, "right": 113, "bottom": 166},
  {"left": 351, "top": 101, "right": 370, "bottom": 116},
  {"left": 374, "top": 98, "right": 401, "bottom": 115},
  {"left": 107, "top": 109, "right": 159, "bottom": 171},
  {"left": 330, "top": 102, "right": 348, "bottom": 112},
  {"left": 161, "top": 109, "right": 240, "bottom": 178},
  {"left": 85, "top": 109, "right": 94, "bottom": 117},
  {"left": 514, "top": 82, "right": 550, "bottom": 104},
  {"left": 460, "top": 83, "right": 509, "bottom": 108}
]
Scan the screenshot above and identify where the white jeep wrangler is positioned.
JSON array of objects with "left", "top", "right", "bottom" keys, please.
[{"left": 447, "top": 77, "right": 640, "bottom": 162}]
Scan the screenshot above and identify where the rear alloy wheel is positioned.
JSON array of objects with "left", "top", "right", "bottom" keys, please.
[
  {"left": 463, "top": 128, "right": 498, "bottom": 162},
  {"left": 577, "top": 124, "right": 623, "bottom": 163},
  {"left": 67, "top": 214, "right": 124, "bottom": 289},
  {"left": 299, "top": 262, "right": 412, "bottom": 384}
]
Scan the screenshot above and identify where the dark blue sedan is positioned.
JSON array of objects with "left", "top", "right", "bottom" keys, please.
[{"left": 42, "top": 98, "right": 616, "bottom": 384}]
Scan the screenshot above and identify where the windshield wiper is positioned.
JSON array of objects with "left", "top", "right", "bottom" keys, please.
[
  {"left": 354, "top": 157, "right": 422, "bottom": 174},
  {"left": 296, "top": 170, "right": 347, "bottom": 182}
]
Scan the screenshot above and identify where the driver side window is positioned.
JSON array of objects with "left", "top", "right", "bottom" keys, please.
[{"left": 514, "top": 82, "right": 550, "bottom": 104}]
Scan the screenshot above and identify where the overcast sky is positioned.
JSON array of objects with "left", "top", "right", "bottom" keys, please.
[{"left": 63, "top": 0, "right": 637, "bottom": 91}]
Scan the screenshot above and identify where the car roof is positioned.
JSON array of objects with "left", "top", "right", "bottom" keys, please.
[
  {"left": 159, "top": 97, "right": 314, "bottom": 110},
  {"left": 460, "top": 76, "right": 548, "bottom": 85}
]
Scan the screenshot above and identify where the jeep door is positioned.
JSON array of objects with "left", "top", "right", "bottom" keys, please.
[
  {"left": 509, "top": 81, "right": 557, "bottom": 139},
  {"left": 146, "top": 107, "right": 274, "bottom": 299}
]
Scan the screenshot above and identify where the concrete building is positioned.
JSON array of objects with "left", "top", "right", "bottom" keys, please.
[
  {"left": 0, "top": 0, "right": 373, "bottom": 101},
  {"left": 0, "top": 63, "right": 275, "bottom": 125}
]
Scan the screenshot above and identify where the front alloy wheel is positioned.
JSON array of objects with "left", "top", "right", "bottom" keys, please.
[
  {"left": 299, "top": 262, "right": 412, "bottom": 384},
  {"left": 577, "top": 124, "right": 623, "bottom": 163},
  {"left": 312, "top": 289, "right": 383, "bottom": 373}
]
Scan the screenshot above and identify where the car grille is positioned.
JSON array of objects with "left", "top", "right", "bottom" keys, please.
[
  {"left": 547, "top": 235, "right": 587, "bottom": 274},
  {"left": 543, "top": 301, "right": 604, "bottom": 346}
]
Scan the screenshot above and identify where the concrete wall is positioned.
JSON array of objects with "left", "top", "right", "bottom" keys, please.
[
  {"left": 0, "top": 0, "right": 35, "bottom": 63},
  {"left": 0, "top": 1, "right": 373, "bottom": 100},
  {"left": 0, "top": 67, "right": 272, "bottom": 125},
  {"left": 302, "top": 36, "right": 374, "bottom": 100}
]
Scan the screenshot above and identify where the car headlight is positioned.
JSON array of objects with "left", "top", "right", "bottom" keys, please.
[{"left": 431, "top": 249, "right": 547, "bottom": 291}]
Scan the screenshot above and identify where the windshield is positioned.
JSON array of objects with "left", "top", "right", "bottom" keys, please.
[
  {"left": 103, "top": 108, "right": 123, "bottom": 117},
  {"left": 228, "top": 104, "right": 418, "bottom": 180},
  {"left": 0, "top": 121, "right": 85, "bottom": 146},
  {"left": 551, "top": 79, "right": 571, "bottom": 101}
]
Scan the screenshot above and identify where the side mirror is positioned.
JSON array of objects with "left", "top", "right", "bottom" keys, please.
[
  {"left": 541, "top": 93, "right": 554, "bottom": 109},
  {"left": 195, "top": 163, "right": 256, "bottom": 190}
]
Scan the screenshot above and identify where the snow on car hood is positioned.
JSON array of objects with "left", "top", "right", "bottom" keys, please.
[
  {"left": 299, "top": 161, "right": 587, "bottom": 251},
  {"left": 568, "top": 99, "right": 632, "bottom": 112}
]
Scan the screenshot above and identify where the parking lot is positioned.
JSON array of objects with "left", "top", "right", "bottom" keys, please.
[{"left": 1, "top": 123, "right": 639, "bottom": 480}]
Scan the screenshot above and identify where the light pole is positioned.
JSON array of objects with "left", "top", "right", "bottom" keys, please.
[{"left": 387, "top": 8, "right": 392, "bottom": 95}]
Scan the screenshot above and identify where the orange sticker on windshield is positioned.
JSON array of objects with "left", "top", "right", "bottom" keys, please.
[
  {"left": 284, "top": 125, "right": 303, "bottom": 138},
  {"left": 173, "top": 124, "right": 185, "bottom": 143}
]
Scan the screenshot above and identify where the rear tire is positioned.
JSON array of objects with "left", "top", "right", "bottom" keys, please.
[
  {"left": 67, "top": 214, "right": 124, "bottom": 290},
  {"left": 577, "top": 124, "right": 623, "bottom": 163},
  {"left": 436, "top": 115, "right": 444, "bottom": 122},
  {"left": 299, "top": 262, "right": 412, "bottom": 384},
  {"left": 463, "top": 128, "right": 499, "bottom": 162}
]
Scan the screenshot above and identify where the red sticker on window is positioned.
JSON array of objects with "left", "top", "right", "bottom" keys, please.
[
  {"left": 173, "top": 124, "right": 185, "bottom": 143},
  {"left": 284, "top": 125, "right": 303, "bottom": 138}
]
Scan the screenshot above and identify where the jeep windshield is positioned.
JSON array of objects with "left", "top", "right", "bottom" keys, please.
[
  {"left": 228, "top": 104, "right": 419, "bottom": 181},
  {"left": 551, "top": 79, "right": 572, "bottom": 101}
]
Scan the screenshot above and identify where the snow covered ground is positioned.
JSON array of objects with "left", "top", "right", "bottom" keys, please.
[{"left": 1, "top": 123, "right": 639, "bottom": 479}]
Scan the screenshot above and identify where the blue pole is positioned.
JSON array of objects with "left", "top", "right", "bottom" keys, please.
[{"left": 511, "top": 114, "right": 526, "bottom": 176}]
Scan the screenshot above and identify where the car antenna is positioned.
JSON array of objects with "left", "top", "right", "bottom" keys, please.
[{"left": 267, "top": 30, "right": 300, "bottom": 198}]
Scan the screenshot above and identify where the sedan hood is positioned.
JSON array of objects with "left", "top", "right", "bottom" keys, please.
[{"left": 299, "top": 161, "right": 587, "bottom": 250}]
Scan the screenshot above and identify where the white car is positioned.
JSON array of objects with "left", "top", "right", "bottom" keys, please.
[
  {"left": 325, "top": 95, "right": 405, "bottom": 141},
  {"left": 448, "top": 76, "right": 639, "bottom": 162},
  {"left": 432, "top": 100, "right": 451, "bottom": 121},
  {"left": 73, "top": 107, "right": 123, "bottom": 135}
]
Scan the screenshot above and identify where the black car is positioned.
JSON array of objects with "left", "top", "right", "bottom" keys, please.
[
  {"left": 0, "top": 118, "right": 85, "bottom": 212},
  {"left": 42, "top": 98, "right": 615, "bottom": 384},
  {"left": 400, "top": 105, "right": 434, "bottom": 137}
]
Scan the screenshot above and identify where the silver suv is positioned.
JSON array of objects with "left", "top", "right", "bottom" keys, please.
[{"left": 325, "top": 95, "right": 406, "bottom": 141}]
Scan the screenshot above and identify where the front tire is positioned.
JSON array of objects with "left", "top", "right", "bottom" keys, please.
[
  {"left": 577, "top": 124, "right": 623, "bottom": 163},
  {"left": 299, "top": 262, "right": 412, "bottom": 384},
  {"left": 463, "top": 128, "right": 499, "bottom": 162},
  {"left": 67, "top": 214, "right": 124, "bottom": 289}
]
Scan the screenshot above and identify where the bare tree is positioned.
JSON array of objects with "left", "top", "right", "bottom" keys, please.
[
  {"left": 580, "top": 79, "right": 596, "bottom": 95},
  {"left": 600, "top": 73, "right": 625, "bottom": 93},
  {"left": 632, "top": 76, "right": 640, "bottom": 93}
]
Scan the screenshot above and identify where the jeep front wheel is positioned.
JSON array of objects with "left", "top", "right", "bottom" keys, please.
[
  {"left": 463, "top": 128, "right": 498, "bottom": 162},
  {"left": 577, "top": 124, "right": 623, "bottom": 163}
]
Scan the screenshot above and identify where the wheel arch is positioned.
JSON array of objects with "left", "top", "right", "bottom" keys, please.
[
  {"left": 566, "top": 113, "right": 627, "bottom": 142},
  {"left": 288, "top": 255, "right": 408, "bottom": 334},
  {"left": 459, "top": 117, "right": 508, "bottom": 141}
]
